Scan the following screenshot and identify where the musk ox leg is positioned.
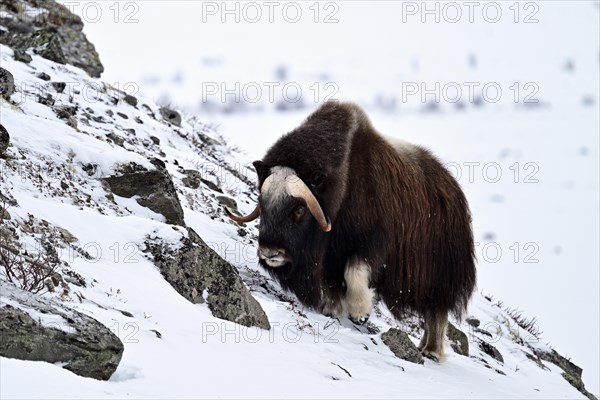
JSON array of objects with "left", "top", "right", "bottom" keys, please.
[
  {"left": 417, "top": 327, "right": 429, "bottom": 351},
  {"left": 421, "top": 313, "right": 448, "bottom": 362},
  {"left": 320, "top": 296, "right": 346, "bottom": 318},
  {"left": 344, "top": 259, "right": 375, "bottom": 324}
]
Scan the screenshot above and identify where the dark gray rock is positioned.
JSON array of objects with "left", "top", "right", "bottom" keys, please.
[
  {"left": 182, "top": 170, "right": 202, "bottom": 189},
  {"left": 5, "top": 19, "right": 34, "bottom": 34},
  {"left": 37, "top": 72, "right": 51, "bottom": 81},
  {"left": 37, "top": 93, "right": 54, "bottom": 106},
  {"left": 535, "top": 347, "right": 581, "bottom": 379},
  {"left": 533, "top": 347, "right": 597, "bottom": 400},
  {"left": 117, "top": 309, "right": 134, "bottom": 318},
  {"left": 381, "top": 328, "right": 424, "bottom": 365},
  {"left": 0, "top": 67, "right": 15, "bottom": 100},
  {"left": 478, "top": 339, "right": 503, "bottom": 363},
  {"left": 122, "top": 94, "right": 138, "bottom": 107},
  {"left": 102, "top": 160, "right": 185, "bottom": 226},
  {"left": 150, "top": 329, "right": 162, "bottom": 339},
  {"left": 197, "top": 132, "right": 224, "bottom": 147},
  {"left": 0, "top": 204, "right": 10, "bottom": 220},
  {"left": 201, "top": 178, "right": 222, "bottom": 193},
  {"left": 216, "top": 195, "right": 237, "bottom": 212},
  {"left": 159, "top": 107, "right": 181, "bottom": 127},
  {"left": 53, "top": 105, "right": 78, "bottom": 129},
  {"left": 561, "top": 373, "right": 598, "bottom": 400},
  {"left": 447, "top": 323, "right": 469, "bottom": 356},
  {"left": 147, "top": 227, "right": 270, "bottom": 330},
  {"left": 51, "top": 82, "right": 66, "bottom": 93},
  {"left": 0, "top": 281, "right": 123, "bottom": 380},
  {"left": 466, "top": 317, "right": 480, "bottom": 328},
  {"left": 53, "top": 105, "right": 78, "bottom": 120},
  {"left": 106, "top": 133, "right": 125, "bottom": 147},
  {"left": 0, "top": 0, "right": 104, "bottom": 77},
  {"left": 13, "top": 49, "right": 32, "bottom": 63},
  {"left": 0, "top": 124, "right": 9, "bottom": 154}
]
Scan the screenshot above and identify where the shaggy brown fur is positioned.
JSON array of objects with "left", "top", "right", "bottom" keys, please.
[{"left": 244, "top": 101, "right": 476, "bottom": 360}]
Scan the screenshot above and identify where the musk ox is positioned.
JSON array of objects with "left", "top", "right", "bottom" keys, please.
[{"left": 227, "top": 101, "right": 476, "bottom": 360}]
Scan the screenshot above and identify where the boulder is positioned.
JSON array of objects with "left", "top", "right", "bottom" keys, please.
[
  {"left": 0, "top": 124, "right": 10, "bottom": 154},
  {"left": 533, "top": 347, "right": 597, "bottom": 400},
  {"left": 381, "top": 328, "right": 424, "bottom": 365},
  {"left": 0, "top": 0, "right": 103, "bottom": 77},
  {"left": 103, "top": 159, "right": 185, "bottom": 226},
  {"left": 216, "top": 195, "right": 238, "bottom": 213},
  {"left": 147, "top": 227, "right": 270, "bottom": 330},
  {"left": 123, "top": 94, "right": 138, "bottom": 107},
  {"left": 159, "top": 106, "right": 182, "bottom": 127},
  {"left": 447, "top": 323, "right": 469, "bottom": 356},
  {"left": 53, "top": 105, "right": 78, "bottom": 129},
  {"left": 201, "top": 178, "right": 223, "bottom": 193},
  {"left": 0, "top": 67, "right": 15, "bottom": 100},
  {"left": 182, "top": 170, "right": 202, "bottom": 189},
  {"left": 477, "top": 339, "right": 503, "bottom": 364},
  {"left": 37, "top": 72, "right": 51, "bottom": 81},
  {"left": 51, "top": 82, "right": 66, "bottom": 93},
  {"left": 0, "top": 281, "right": 123, "bottom": 380},
  {"left": 13, "top": 49, "right": 32, "bottom": 63}
]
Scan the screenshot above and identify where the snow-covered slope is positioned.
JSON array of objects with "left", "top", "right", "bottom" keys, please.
[{"left": 0, "top": 39, "right": 597, "bottom": 399}]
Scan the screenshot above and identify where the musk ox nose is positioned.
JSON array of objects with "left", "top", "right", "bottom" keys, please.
[
  {"left": 258, "top": 245, "right": 288, "bottom": 267},
  {"left": 258, "top": 246, "right": 284, "bottom": 259}
]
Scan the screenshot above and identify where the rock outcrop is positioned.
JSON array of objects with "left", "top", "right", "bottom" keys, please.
[
  {"left": 478, "top": 339, "right": 504, "bottom": 364},
  {"left": 103, "top": 159, "right": 185, "bottom": 226},
  {"left": 159, "top": 106, "right": 181, "bottom": 127},
  {"left": 181, "top": 170, "right": 202, "bottom": 189},
  {"left": 447, "top": 323, "right": 469, "bottom": 356},
  {"left": 533, "top": 346, "right": 598, "bottom": 400},
  {"left": 0, "top": 281, "right": 123, "bottom": 380},
  {"left": 147, "top": 228, "right": 270, "bottom": 330},
  {"left": 0, "top": 123, "right": 9, "bottom": 154},
  {"left": 0, "top": 0, "right": 103, "bottom": 77},
  {"left": 0, "top": 67, "right": 15, "bottom": 101},
  {"left": 381, "top": 328, "right": 424, "bottom": 365}
]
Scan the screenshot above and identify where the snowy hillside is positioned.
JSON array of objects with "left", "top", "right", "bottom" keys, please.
[{"left": 1, "top": 1, "right": 598, "bottom": 399}]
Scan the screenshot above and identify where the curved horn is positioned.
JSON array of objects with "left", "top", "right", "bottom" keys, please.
[
  {"left": 225, "top": 205, "right": 260, "bottom": 223},
  {"left": 285, "top": 176, "right": 332, "bottom": 232}
]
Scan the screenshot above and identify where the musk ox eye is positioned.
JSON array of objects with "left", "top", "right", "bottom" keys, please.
[{"left": 292, "top": 205, "right": 306, "bottom": 222}]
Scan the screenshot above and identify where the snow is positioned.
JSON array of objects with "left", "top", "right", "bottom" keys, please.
[{"left": 1, "top": 0, "right": 599, "bottom": 398}]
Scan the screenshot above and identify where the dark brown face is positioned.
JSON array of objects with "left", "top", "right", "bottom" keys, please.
[
  {"left": 257, "top": 197, "right": 307, "bottom": 268},
  {"left": 256, "top": 166, "right": 331, "bottom": 269}
]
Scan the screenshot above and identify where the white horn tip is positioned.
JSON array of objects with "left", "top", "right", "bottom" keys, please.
[{"left": 323, "top": 218, "right": 332, "bottom": 232}]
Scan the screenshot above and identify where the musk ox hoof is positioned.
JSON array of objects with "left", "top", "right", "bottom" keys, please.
[
  {"left": 349, "top": 315, "right": 369, "bottom": 325},
  {"left": 321, "top": 301, "right": 346, "bottom": 319},
  {"left": 422, "top": 350, "right": 440, "bottom": 362},
  {"left": 421, "top": 349, "right": 446, "bottom": 363}
]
